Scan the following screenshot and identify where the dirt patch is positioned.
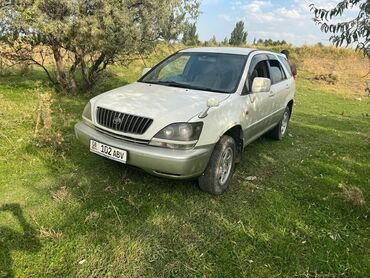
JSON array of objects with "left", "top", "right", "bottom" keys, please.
[{"left": 342, "top": 186, "right": 366, "bottom": 207}]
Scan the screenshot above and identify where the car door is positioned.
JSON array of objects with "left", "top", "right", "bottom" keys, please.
[
  {"left": 277, "top": 53, "right": 295, "bottom": 105},
  {"left": 240, "top": 54, "right": 276, "bottom": 144},
  {"left": 267, "top": 56, "right": 291, "bottom": 124}
]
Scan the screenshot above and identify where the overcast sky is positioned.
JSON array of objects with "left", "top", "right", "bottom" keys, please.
[{"left": 197, "top": 0, "right": 358, "bottom": 46}]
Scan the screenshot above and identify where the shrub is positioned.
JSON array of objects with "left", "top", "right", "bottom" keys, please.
[{"left": 33, "top": 92, "right": 65, "bottom": 150}]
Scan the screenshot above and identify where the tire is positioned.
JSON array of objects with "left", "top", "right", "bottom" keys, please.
[
  {"left": 198, "top": 135, "right": 236, "bottom": 195},
  {"left": 267, "top": 106, "right": 291, "bottom": 140}
]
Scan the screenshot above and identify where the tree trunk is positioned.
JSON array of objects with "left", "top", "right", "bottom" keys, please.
[
  {"left": 51, "top": 45, "right": 77, "bottom": 93},
  {"left": 51, "top": 45, "right": 66, "bottom": 84},
  {"left": 80, "top": 59, "right": 92, "bottom": 92}
]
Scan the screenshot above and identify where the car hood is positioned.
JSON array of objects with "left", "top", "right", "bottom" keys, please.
[{"left": 91, "top": 82, "right": 230, "bottom": 139}]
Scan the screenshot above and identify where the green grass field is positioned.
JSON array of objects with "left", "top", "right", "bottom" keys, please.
[{"left": 0, "top": 56, "right": 369, "bottom": 277}]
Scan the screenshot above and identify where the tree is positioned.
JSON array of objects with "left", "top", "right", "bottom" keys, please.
[
  {"left": 229, "top": 21, "right": 248, "bottom": 46},
  {"left": 222, "top": 37, "right": 229, "bottom": 45},
  {"left": 0, "top": 0, "right": 199, "bottom": 92},
  {"left": 255, "top": 38, "right": 289, "bottom": 46},
  {"left": 161, "top": 12, "right": 185, "bottom": 43},
  {"left": 209, "top": 35, "right": 217, "bottom": 45},
  {"left": 310, "top": 0, "right": 369, "bottom": 60},
  {"left": 182, "top": 23, "right": 199, "bottom": 46}
]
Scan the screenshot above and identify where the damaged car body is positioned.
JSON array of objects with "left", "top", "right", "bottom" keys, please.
[{"left": 75, "top": 47, "right": 295, "bottom": 195}]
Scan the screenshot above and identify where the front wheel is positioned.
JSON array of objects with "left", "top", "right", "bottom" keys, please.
[
  {"left": 267, "top": 106, "right": 291, "bottom": 140},
  {"left": 198, "top": 135, "right": 236, "bottom": 195}
]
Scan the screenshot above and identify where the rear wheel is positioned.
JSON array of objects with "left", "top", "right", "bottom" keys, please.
[
  {"left": 267, "top": 106, "right": 291, "bottom": 140},
  {"left": 198, "top": 135, "right": 236, "bottom": 195}
]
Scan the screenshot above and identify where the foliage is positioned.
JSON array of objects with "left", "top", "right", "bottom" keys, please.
[
  {"left": 161, "top": 11, "right": 188, "bottom": 43},
  {"left": 182, "top": 22, "right": 199, "bottom": 46},
  {"left": 256, "top": 38, "right": 289, "bottom": 46},
  {"left": 310, "top": 0, "right": 369, "bottom": 61},
  {"left": 209, "top": 35, "right": 217, "bottom": 45},
  {"left": 229, "top": 21, "right": 247, "bottom": 46},
  {"left": 0, "top": 0, "right": 199, "bottom": 92}
]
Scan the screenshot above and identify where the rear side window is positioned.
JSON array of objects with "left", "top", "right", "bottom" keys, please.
[
  {"left": 277, "top": 55, "right": 292, "bottom": 77},
  {"left": 269, "top": 60, "right": 286, "bottom": 84}
]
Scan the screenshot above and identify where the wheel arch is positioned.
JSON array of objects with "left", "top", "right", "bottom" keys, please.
[
  {"left": 287, "top": 99, "right": 294, "bottom": 114},
  {"left": 223, "top": 124, "right": 243, "bottom": 163}
]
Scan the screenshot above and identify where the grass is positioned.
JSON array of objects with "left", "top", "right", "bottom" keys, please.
[{"left": 0, "top": 48, "right": 370, "bottom": 277}]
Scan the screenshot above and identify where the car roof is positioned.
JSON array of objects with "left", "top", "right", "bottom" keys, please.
[{"left": 180, "top": 47, "right": 269, "bottom": 56}]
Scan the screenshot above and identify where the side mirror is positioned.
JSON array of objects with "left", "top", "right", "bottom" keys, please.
[
  {"left": 207, "top": 98, "right": 220, "bottom": 108},
  {"left": 251, "top": 77, "right": 271, "bottom": 93},
  {"left": 142, "top": 67, "right": 151, "bottom": 76},
  {"left": 199, "top": 98, "right": 220, "bottom": 118}
]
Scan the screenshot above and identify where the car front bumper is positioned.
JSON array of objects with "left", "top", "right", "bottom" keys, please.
[{"left": 74, "top": 121, "right": 214, "bottom": 179}]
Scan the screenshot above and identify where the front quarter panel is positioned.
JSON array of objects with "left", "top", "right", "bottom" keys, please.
[{"left": 192, "top": 95, "right": 245, "bottom": 146}]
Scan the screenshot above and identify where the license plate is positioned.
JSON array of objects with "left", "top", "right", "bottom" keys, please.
[{"left": 90, "top": 140, "right": 127, "bottom": 163}]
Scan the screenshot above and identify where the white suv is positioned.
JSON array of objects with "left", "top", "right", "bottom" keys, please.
[{"left": 75, "top": 47, "right": 295, "bottom": 195}]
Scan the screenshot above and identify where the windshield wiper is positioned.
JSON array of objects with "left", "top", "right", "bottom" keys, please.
[
  {"left": 141, "top": 80, "right": 228, "bottom": 94},
  {"left": 158, "top": 81, "right": 228, "bottom": 93},
  {"left": 184, "top": 84, "right": 227, "bottom": 94},
  {"left": 141, "top": 80, "right": 193, "bottom": 89},
  {"left": 155, "top": 80, "right": 191, "bottom": 89}
]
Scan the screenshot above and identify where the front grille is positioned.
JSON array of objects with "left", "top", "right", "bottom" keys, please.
[{"left": 96, "top": 107, "right": 153, "bottom": 135}]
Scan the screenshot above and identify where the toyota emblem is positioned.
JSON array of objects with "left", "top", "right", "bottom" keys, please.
[{"left": 112, "top": 116, "right": 123, "bottom": 125}]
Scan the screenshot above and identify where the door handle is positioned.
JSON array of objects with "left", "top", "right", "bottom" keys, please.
[{"left": 269, "top": 91, "right": 275, "bottom": 97}]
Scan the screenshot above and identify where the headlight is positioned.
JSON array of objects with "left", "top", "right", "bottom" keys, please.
[
  {"left": 150, "top": 122, "right": 203, "bottom": 150},
  {"left": 82, "top": 102, "right": 92, "bottom": 123}
]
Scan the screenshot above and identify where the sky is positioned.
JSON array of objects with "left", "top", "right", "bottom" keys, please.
[{"left": 197, "top": 0, "right": 358, "bottom": 46}]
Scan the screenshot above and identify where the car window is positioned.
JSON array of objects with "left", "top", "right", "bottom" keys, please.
[
  {"left": 277, "top": 55, "right": 292, "bottom": 77},
  {"left": 250, "top": 60, "right": 270, "bottom": 82},
  {"left": 141, "top": 52, "right": 248, "bottom": 94},
  {"left": 269, "top": 59, "right": 286, "bottom": 84},
  {"left": 158, "top": 55, "right": 190, "bottom": 81},
  {"left": 245, "top": 54, "right": 270, "bottom": 93}
]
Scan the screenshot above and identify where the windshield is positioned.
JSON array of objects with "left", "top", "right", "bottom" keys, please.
[{"left": 139, "top": 52, "right": 248, "bottom": 94}]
